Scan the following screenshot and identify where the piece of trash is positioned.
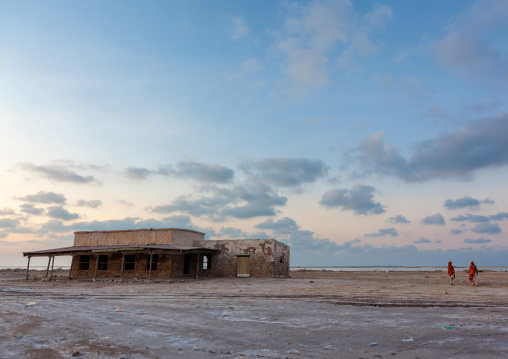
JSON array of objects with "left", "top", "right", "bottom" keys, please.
[
  {"left": 201, "top": 295, "right": 206, "bottom": 298},
  {"left": 26, "top": 302, "right": 36, "bottom": 306},
  {"left": 424, "top": 276, "right": 430, "bottom": 278},
  {"left": 115, "top": 307, "right": 122, "bottom": 312},
  {"left": 369, "top": 343, "right": 377, "bottom": 346},
  {"left": 402, "top": 337, "right": 413, "bottom": 342},
  {"left": 120, "top": 314, "right": 126, "bottom": 317},
  {"left": 72, "top": 351, "right": 81, "bottom": 357},
  {"left": 441, "top": 325, "right": 454, "bottom": 330}
]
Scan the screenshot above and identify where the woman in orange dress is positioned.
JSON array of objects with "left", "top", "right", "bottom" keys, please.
[
  {"left": 469, "top": 261, "right": 478, "bottom": 286},
  {"left": 447, "top": 261, "right": 455, "bottom": 285}
]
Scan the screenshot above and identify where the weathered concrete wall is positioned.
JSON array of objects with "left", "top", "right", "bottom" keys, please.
[
  {"left": 198, "top": 239, "right": 290, "bottom": 278},
  {"left": 273, "top": 240, "right": 290, "bottom": 278},
  {"left": 73, "top": 228, "right": 205, "bottom": 247}
]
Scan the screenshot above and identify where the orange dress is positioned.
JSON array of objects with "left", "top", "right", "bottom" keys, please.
[
  {"left": 469, "top": 262, "right": 478, "bottom": 281},
  {"left": 448, "top": 262, "right": 455, "bottom": 278}
]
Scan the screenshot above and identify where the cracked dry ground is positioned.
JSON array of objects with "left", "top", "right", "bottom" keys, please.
[{"left": 1, "top": 270, "right": 507, "bottom": 358}]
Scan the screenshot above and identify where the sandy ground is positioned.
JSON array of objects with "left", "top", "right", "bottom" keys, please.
[{"left": 1, "top": 269, "right": 507, "bottom": 359}]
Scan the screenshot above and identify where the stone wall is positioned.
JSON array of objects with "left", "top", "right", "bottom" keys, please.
[
  {"left": 73, "top": 228, "right": 205, "bottom": 247},
  {"left": 199, "top": 239, "right": 290, "bottom": 278}
]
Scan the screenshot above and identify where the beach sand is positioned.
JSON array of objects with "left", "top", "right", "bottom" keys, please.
[{"left": 1, "top": 269, "right": 507, "bottom": 358}]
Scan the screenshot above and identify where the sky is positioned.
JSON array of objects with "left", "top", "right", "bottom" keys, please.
[{"left": 1, "top": 0, "right": 508, "bottom": 267}]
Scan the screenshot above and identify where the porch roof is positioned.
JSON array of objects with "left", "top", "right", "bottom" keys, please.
[{"left": 23, "top": 244, "right": 218, "bottom": 257}]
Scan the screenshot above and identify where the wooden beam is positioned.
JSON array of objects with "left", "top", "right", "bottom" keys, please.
[
  {"left": 94, "top": 254, "right": 99, "bottom": 280},
  {"left": 120, "top": 253, "right": 125, "bottom": 281},
  {"left": 195, "top": 254, "right": 199, "bottom": 279},
  {"left": 69, "top": 255, "right": 75, "bottom": 280},
  {"left": 50, "top": 256, "right": 55, "bottom": 278},
  {"left": 45, "top": 256, "right": 51, "bottom": 278},
  {"left": 25, "top": 256, "right": 31, "bottom": 280},
  {"left": 148, "top": 252, "right": 153, "bottom": 282}
]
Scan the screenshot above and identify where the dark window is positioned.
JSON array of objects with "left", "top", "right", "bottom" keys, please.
[
  {"left": 203, "top": 255, "right": 209, "bottom": 270},
  {"left": 79, "top": 255, "right": 90, "bottom": 271},
  {"left": 98, "top": 255, "right": 108, "bottom": 271},
  {"left": 184, "top": 254, "right": 191, "bottom": 274},
  {"left": 124, "top": 254, "right": 135, "bottom": 271},
  {"left": 146, "top": 254, "right": 158, "bottom": 271}
]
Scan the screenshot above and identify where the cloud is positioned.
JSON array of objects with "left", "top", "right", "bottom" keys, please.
[
  {"left": 490, "top": 212, "right": 508, "bottom": 221},
  {"left": 274, "top": 0, "right": 392, "bottom": 89},
  {"left": 20, "top": 204, "right": 45, "bottom": 215},
  {"left": 126, "top": 160, "right": 234, "bottom": 184},
  {"left": 450, "top": 213, "right": 491, "bottom": 223},
  {"left": 387, "top": 215, "right": 410, "bottom": 224},
  {"left": 241, "top": 157, "right": 329, "bottom": 188},
  {"left": 451, "top": 229, "right": 464, "bottom": 235},
  {"left": 415, "top": 237, "right": 431, "bottom": 244},
  {"left": 0, "top": 218, "right": 21, "bottom": 228},
  {"left": 20, "top": 163, "right": 97, "bottom": 184},
  {"left": 231, "top": 17, "right": 249, "bottom": 40},
  {"left": 470, "top": 222, "right": 501, "bottom": 234},
  {"left": 16, "top": 191, "right": 66, "bottom": 204},
  {"left": 434, "top": 0, "right": 508, "bottom": 82},
  {"left": 347, "top": 114, "right": 508, "bottom": 182},
  {"left": 46, "top": 206, "right": 80, "bottom": 221},
  {"left": 365, "top": 227, "right": 398, "bottom": 237},
  {"left": 0, "top": 208, "right": 15, "bottom": 216},
  {"left": 75, "top": 200, "right": 102, "bottom": 208},
  {"left": 320, "top": 184, "right": 385, "bottom": 215},
  {"left": 151, "top": 182, "right": 287, "bottom": 220},
  {"left": 215, "top": 227, "right": 269, "bottom": 240},
  {"left": 444, "top": 196, "right": 487, "bottom": 210},
  {"left": 255, "top": 216, "right": 358, "bottom": 254},
  {"left": 421, "top": 213, "right": 445, "bottom": 225},
  {"left": 126, "top": 167, "right": 152, "bottom": 181},
  {"left": 464, "top": 237, "right": 492, "bottom": 244}
]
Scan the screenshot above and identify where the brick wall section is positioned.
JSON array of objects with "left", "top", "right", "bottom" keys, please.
[
  {"left": 70, "top": 253, "right": 179, "bottom": 279},
  {"left": 73, "top": 228, "right": 205, "bottom": 246},
  {"left": 198, "top": 239, "right": 290, "bottom": 278}
]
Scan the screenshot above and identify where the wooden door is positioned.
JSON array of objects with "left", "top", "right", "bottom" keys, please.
[{"left": 237, "top": 256, "right": 250, "bottom": 277}]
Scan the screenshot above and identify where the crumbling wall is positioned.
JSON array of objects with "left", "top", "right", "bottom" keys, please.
[
  {"left": 73, "top": 228, "right": 205, "bottom": 247},
  {"left": 199, "top": 239, "right": 288, "bottom": 278},
  {"left": 273, "top": 240, "right": 290, "bottom": 277}
]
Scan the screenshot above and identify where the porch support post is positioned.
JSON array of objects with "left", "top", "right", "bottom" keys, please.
[
  {"left": 25, "top": 256, "right": 31, "bottom": 280},
  {"left": 94, "top": 254, "right": 99, "bottom": 280},
  {"left": 45, "top": 256, "right": 51, "bottom": 278},
  {"left": 195, "top": 253, "right": 200, "bottom": 279},
  {"left": 69, "top": 254, "right": 75, "bottom": 280},
  {"left": 148, "top": 252, "right": 153, "bottom": 282},
  {"left": 120, "top": 253, "right": 125, "bottom": 281},
  {"left": 50, "top": 256, "right": 55, "bottom": 278}
]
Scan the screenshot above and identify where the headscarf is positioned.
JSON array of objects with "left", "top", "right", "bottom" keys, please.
[
  {"left": 447, "top": 261, "right": 455, "bottom": 277},
  {"left": 469, "top": 261, "right": 478, "bottom": 280}
]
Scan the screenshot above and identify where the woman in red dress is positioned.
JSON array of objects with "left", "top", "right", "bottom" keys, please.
[
  {"left": 469, "top": 261, "right": 478, "bottom": 286},
  {"left": 447, "top": 261, "right": 455, "bottom": 285}
]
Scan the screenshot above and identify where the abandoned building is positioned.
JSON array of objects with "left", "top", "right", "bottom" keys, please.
[{"left": 22, "top": 228, "right": 290, "bottom": 280}]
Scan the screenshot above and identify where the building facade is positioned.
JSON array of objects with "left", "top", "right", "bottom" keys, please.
[{"left": 23, "top": 228, "right": 290, "bottom": 280}]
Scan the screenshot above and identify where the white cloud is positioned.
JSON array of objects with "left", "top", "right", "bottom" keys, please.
[
  {"left": 232, "top": 17, "right": 249, "bottom": 40},
  {"left": 274, "top": 0, "right": 392, "bottom": 89}
]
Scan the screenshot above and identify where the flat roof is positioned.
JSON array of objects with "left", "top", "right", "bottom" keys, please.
[
  {"left": 23, "top": 244, "right": 218, "bottom": 257},
  {"left": 73, "top": 228, "right": 206, "bottom": 235}
]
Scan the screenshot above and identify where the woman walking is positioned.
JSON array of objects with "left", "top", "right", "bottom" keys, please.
[
  {"left": 469, "top": 261, "right": 478, "bottom": 286},
  {"left": 447, "top": 261, "right": 455, "bottom": 285}
]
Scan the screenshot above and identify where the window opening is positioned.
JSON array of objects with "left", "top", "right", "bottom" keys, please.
[
  {"left": 124, "top": 254, "right": 136, "bottom": 271},
  {"left": 146, "top": 254, "right": 158, "bottom": 271},
  {"left": 98, "top": 255, "right": 108, "bottom": 271},
  {"left": 203, "top": 255, "right": 208, "bottom": 270},
  {"left": 79, "top": 255, "right": 90, "bottom": 271},
  {"left": 184, "top": 254, "right": 191, "bottom": 274}
]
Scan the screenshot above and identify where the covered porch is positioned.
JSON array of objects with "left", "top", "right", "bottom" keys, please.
[{"left": 22, "top": 244, "right": 218, "bottom": 281}]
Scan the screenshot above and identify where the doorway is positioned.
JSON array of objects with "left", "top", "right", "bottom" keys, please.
[{"left": 237, "top": 256, "right": 250, "bottom": 277}]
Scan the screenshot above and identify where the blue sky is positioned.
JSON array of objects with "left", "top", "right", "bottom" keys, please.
[{"left": 1, "top": 0, "right": 507, "bottom": 267}]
